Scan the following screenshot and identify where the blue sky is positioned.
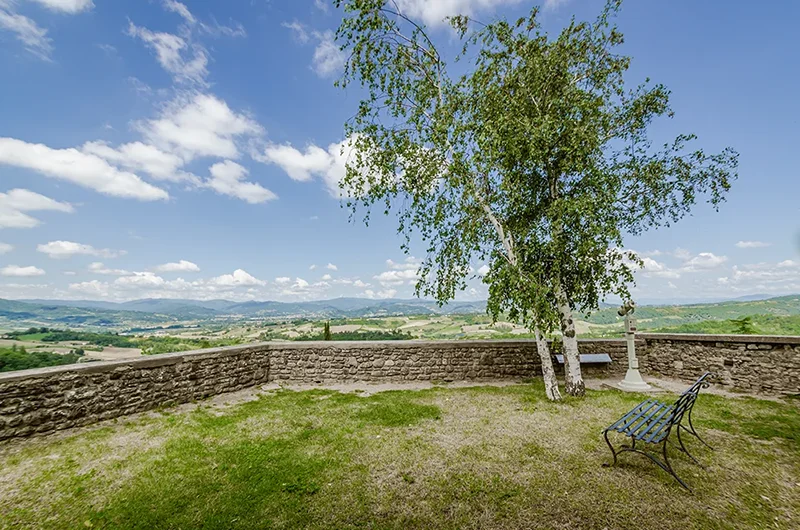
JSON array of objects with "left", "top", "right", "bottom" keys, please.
[{"left": 0, "top": 0, "right": 798, "bottom": 304}]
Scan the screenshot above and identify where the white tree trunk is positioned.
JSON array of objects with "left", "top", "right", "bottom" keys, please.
[
  {"left": 534, "top": 326, "right": 561, "bottom": 401},
  {"left": 554, "top": 281, "right": 585, "bottom": 397}
]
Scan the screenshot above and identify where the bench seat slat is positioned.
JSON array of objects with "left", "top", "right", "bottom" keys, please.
[
  {"left": 609, "top": 399, "right": 661, "bottom": 432},
  {"left": 628, "top": 402, "right": 671, "bottom": 436},
  {"left": 554, "top": 354, "right": 613, "bottom": 364}
]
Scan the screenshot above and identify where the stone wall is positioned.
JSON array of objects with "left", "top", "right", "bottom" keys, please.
[
  {"left": 0, "top": 345, "right": 271, "bottom": 441},
  {"left": 1, "top": 335, "right": 798, "bottom": 441},
  {"left": 639, "top": 333, "right": 800, "bottom": 396}
]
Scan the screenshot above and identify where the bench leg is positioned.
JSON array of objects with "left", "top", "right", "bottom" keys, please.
[
  {"left": 658, "top": 439, "right": 692, "bottom": 491},
  {"left": 675, "top": 424, "right": 706, "bottom": 469},
  {"left": 602, "top": 429, "right": 618, "bottom": 467},
  {"left": 606, "top": 437, "right": 692, "bottom": 491},
  {"left": 683, "top": 409, "right": 713, "bottom": 450}
]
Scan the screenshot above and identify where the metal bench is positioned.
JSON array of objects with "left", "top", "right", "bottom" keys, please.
[
  {"left": 554, "top": 353, "right": 612, "bottom": 364},
  {"left": 602, "top": 372, "right": 716, "bottom": 490}
]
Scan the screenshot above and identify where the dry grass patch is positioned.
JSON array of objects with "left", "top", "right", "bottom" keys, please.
[{"left": 0, "top": 383, "right": 797, "bottom": 529}]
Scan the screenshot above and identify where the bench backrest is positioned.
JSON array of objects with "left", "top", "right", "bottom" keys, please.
[
  {"left": 668, "top": 390, "right": 698, "bottom": 426},
  {"left": 683, "top": 371, "right": 716, "bottom": 396}
]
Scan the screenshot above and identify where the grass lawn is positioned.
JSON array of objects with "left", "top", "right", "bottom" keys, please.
[{"left": 0, "top": 382, "right": 798, "bottom": 529}]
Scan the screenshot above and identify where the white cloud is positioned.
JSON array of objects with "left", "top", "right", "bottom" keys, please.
[
  {"left": 640, "top": 257, "right": 681, "bottom": 279},
  {"left": 311, "top": 30, "right": 345, "bottom": 77},
  {"left": 68, "top": 279, "right": 109, "bottom": 297},
  {"left": 682, "top": 252, "right": 728, "bottom": 271},
  {"left": 0, "top": 242, "right": 12, "bottom": 254},
  {"left": 0, "top": 6, "right": 51, "bottom": 60},
  {"left": 374, "top": 258, "right": 421, "bottom": 286},
  {"left": 154, "top": 260, "right": 200, "bottom": 273},
  {"left": 81, "top": 141, "right": 196, "bottom": 183},
  {"left": 0, "top": 188, "right": 74, "bottom": 229},
  {"left": 394, "top": 0, "right": 522, "bottom": 27},
  {"left": 353, "top": 279, "right": 369, "bottom": 288},
  {"left": 275, "top": 276, "right": 291, "bottom": 285},
  {"left": 259, "top": 135, "right": 359, "bottom": 197},
  {"left": 38, "top": 241, "right": 124, "bottom": 260},
  {"left": 326, "top": 262, "right": 338, "bottom": 271},
  {"left": 363, "top": 288, "right": 397, "bottom": 299},
  {"left": 0, "top": 138, "right": 169, "bottom": 201},
  {"left": 282, "top": 20, "right": 309, "bottom": 43},
  {"left": 672, "top": 248, "right": 692, "bottom": 260},
  {"left": 477, "top": 264, "right": 490, "bottom": 276},
  {"left": 314, "top": 0, "right": 329, "bottom": 13},
  {"left": 199, "top": 19, "right": 246, "bottom": 39},
  {"left": 208, "top": 269, "right": 266, "bottom": 287},
  {"left": 127, "top": 22, "right": 208, "bottom": 86},
  {"left": 29, "top": 0, "right": 93, "bottom": 13},
  {"left": 114, "top": 271, "right": 166, "bottom": 289},
  {"left": 543, "top": 0, "right": 570, "bottom": 12},
  {"left": 206, "top": 160, "right": 276, "bottom": 203},
  {"left": 1, "top": 265, "right": 45, "bottom": 277},
  {"left": 138, "top": 93, "right": 263, "bottom": 162},
  {"left": 736, "top": 240, "right": 771, "bottom": 249},
  {"left": 162, "top": 0, "right": 195, "bottom": 24},
  {"left": 321, "top": 273, "right": 332, "bottom": 281},
  {"left": 89, "top": 262, "right": 130, "bottom": 276}
]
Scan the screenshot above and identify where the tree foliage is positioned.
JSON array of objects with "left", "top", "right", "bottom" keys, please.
[{"left": 333, "top": 0, "right": 737, "bottom": 398}]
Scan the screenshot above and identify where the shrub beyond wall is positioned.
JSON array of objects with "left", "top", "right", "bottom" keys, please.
[{"left": 1, "top": 336, "right": 797, "bottom": 441}]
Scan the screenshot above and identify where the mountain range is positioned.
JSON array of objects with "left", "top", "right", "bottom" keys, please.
[{"left": 2, "top": 294, "right": 798, "bottom": 332}]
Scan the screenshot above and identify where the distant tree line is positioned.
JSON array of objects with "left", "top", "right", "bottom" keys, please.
[{"left": 0, "top": 345, "right": 83, "bottom": 373}]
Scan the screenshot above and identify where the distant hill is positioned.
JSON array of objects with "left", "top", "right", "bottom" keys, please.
[
  {"left": 585, "top": 294, "right": 800, "bottom": 328},
  {"left": 4, "top": 294, "right": 799, "bottom": 334}
]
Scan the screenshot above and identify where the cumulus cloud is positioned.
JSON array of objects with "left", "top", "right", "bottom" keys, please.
[
  {"left": 68, "top": 279, "right": 109, "bottom": 297},
  {"left": 154, "top": 260, "right": 200, "bottom": 273},
  {"left": 259, "top": 135, "right": 359, "bottom": 197},
  {"left": 138, "top": 93, "right": 263, "bottom": 162},
  {"left": 88, "top": 262, "right": 130, "bottom": 276},
  {"left": 0, "top": 138, "right": 169, "bottom": 201},
  {"left": 326, "top": 262, "right": 338, "bottom": 271},
  {"left": 0, "top": 242, "right": 12, "bottom": 254},
  {"left": 29, "top": 0, "right": 94, "bottom": 13},
  {"left": 114, "top": 271, "right": 166, "bottom": 289},
  {"left": 477, "top": 264, "right": 490, "bottom": 276},
  {"left": 81, "top": 141, "right": 196, "bottom": 183},
  {"left": 1, "top": 265, "right": 45, "bottom": 277},
  {"left": 275, "top": 276, "right": 291, "bottom": 285},
  {"left": 363, "top": 288, "right": 397, "bottom": 299},
  {"left": 375, "top": 257, "right": 422, "bottom": 286},
  {"left": 682, "top": 252, "right": 728, "bottom": 271},
  {"left": 207, "top": 268, "right": 266, "bottom": 287},
  {"left": 37, "top": 240, "right": 125, "bottom": 259},
  {"left": 321, "top": 273, "right": 332, "bottom": 281},
  {"left": 736, "top": 240, "right": 771, "bottom": 249},
  {"left": 206, "top": 160, "right": 276, "bottom": 204},
  {"left": 0, "top": 188, "right": 74, "bottom": 229}
]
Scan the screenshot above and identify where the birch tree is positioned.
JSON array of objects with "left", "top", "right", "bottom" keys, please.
[{"left": 333, "top": 0, "right": 737, "bottom": 399}]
